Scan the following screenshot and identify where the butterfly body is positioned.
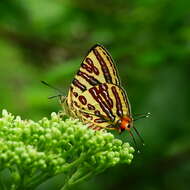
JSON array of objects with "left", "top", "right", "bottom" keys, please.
[{"left": 62, "top": 44, "right": 133, "bottom": 133}]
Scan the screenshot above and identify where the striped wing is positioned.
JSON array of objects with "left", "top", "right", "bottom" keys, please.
[
  {"left": 65, "top": 44, "right": 131, "bottom": 129},
  {"left": 67, "top": 44, "right": 121, "bottom": 109},
  {"left": 71, "top": 44, "right": 120, "bottom": 91},
  {"left": 67, "top": 83, "right": 131, "bottom": 129}
]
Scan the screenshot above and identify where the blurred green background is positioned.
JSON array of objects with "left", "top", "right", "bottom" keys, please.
[{"left": 0, "top": 0, "right": 190, "bottom": 189}]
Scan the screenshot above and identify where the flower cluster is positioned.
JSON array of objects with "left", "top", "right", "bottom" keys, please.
[{"left": 0, "top": 110, "right": 134, "bottom": 190}]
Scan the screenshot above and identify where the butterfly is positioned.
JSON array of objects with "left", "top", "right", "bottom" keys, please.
[
  {"left": 59, "top": 44, "right": 149, "bottom": 144},
  {"left": 42, "top": 44, "right": 149, "bottom": 145}
]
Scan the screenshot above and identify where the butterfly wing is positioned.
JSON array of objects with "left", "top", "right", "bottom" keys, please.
[
  {"left": 78, "top": 83, "right": 130, "bottom": 128},
  {"left": 72, "top": 44, "right": 120, "bottom": 90},
  {"left": 65, "top": 44, "right": 131, "bottom": 129},
  {"left": 67, "top": 44, "right": 120, "bottom": 108},
  {"left": 67, "top": 83, "right": 131, "bottom": 129}
]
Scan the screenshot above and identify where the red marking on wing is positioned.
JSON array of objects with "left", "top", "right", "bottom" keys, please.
[
  {"left": 106, "top": 55, "right": 117, "bottom": 77},
  {"left": 83, "top": 58, "right": 99, "bottom": 75},
  {"left": 87, "top": 104, "right": 95, "bottom": 110},
  {"left": 72, "top": 79, "right": 87, "bottom": 92},
  {"left": 93, "top": 49, "right": 112, "bottom": 83},
  {"left": 99, "top": 84, "right": 113, "bottom": 109},
  {"left": 89, "top": 84, "right": 115, "bottom": 121},
  {"left": 94, "top": 118, "right": 106, "bottom": 123},
  {"left": 78, "top": 95, "right": 87, "bottom": 105},
  {"left": 111, "top": 86, "right": 123, "bottom": 117},
  {"left": 77, "top": 71, "right": 100, "bottom": 86},
  {"left": 82, "top": 112, "right": 93, "bottom": 120},
  {"left": 73, "top": 92, "right": 78, "bottom": 97},
  {"left": 94, "top": 110, "right": 101, "bottom": 116}
]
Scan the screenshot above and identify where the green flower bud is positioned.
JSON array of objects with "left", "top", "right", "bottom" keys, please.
[{"left": 0, "top": 110, "right": 134, "bottom": 190}]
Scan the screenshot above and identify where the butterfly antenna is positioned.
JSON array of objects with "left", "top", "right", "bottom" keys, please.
[
  {"left": 48, "top": 94, "right": 62, "bottom": 99},
  {"left": 41, "top": 81, "right": 64, "bottom": 95},
  {"left": 133, "top": 127, "right": 145, "bottom": 146},
  {"left": 133, "top": 112, "right": 151, "bottom": 121},
  {"left": 129, "top": 131, "right": 140, "bottom": 153}
]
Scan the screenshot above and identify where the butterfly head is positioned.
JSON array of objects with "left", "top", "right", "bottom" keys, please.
[
  {"left": 117, "top": 116, "right": 133, "bottom": 133},
  {"left": 116, "top": 115, "right": 147, "bottom": 150}
]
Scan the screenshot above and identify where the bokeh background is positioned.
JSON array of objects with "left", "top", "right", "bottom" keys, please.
[{"left": 0, "top": 0, "right": 190, "bottom": 189}]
